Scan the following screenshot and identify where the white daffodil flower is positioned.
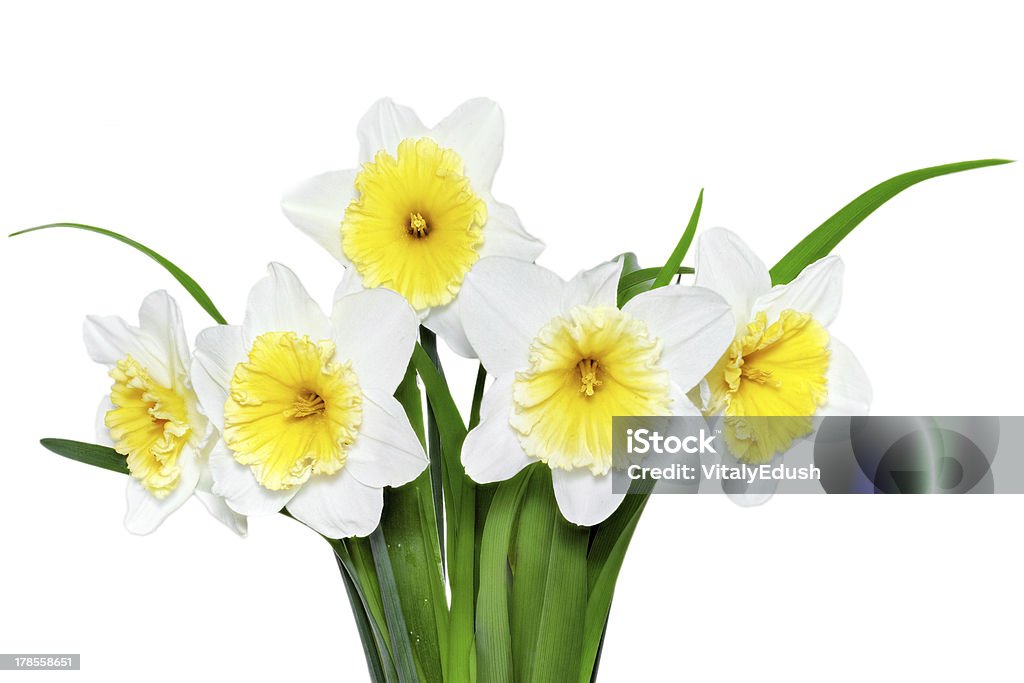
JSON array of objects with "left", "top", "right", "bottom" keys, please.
[
  {"left": 459, "top": 257, "right": 736, "bottom": 526},
  {"left": 694, "top": 228, "right": 873, "bottom": 468},
  {"left": 281, "top": 98, "right": 544, "bottom": 358},
  {"left": 191, "top": 263, "right": 427, "bottom": 539},
  {"left": 84, "top": 290, "right": 246, "bottom": 536}
]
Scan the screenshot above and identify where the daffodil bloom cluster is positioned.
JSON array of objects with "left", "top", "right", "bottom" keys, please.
[{"left": 26, "top": 96, "right": 1002, "bottom": 683}]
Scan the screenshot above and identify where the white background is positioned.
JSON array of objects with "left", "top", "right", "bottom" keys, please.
[{"left": 1, "top": 2, "right": 1022, "bottom": 681}]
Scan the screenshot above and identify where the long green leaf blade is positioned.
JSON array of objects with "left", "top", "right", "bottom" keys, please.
[
  {"left": 650, "top": 189, "right": 703, "bottom": 290},
  {"left": 39, "top": 438, "right": 128, "bottom": 475},
  {"left": 10, "top": 222, "right": 228, "bottom": 324},
  {"left": 476, "top": 469, "right": 534, "bottom": 682},
  {"left": 332, "top": 539, "right": 399, "bottom": 683},
  {"left": 369, "top": 527, "right": 420, "bottom": 683},
  {"left": 384, "top": 364, "right": 448, "bottom": 683},
  {"left": 510, "top": 467, "right": 556, "bottom": 677},
  {"left": 579, "top": 480, "right": 655, "bottom": 682},
  {"left": 334, "top": 549, "right": 391, "bottom": 683},
  {"left": 529, "top": 478, "right": 589, "bottom": 682},
  {"left": 770, "top": 159, "right": 1013, "bottom": 285}
]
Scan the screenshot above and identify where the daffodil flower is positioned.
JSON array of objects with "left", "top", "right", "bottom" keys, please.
[
  {"left": 459, "top": 257, "right": 736, "bottom": 525},
  {"left": 281, "top": 98, "right": 544, "bottom": 357},
  {"left": 694, "top": 228, "right": 873, "bottom": 465},
  {"left": 85, "top": 291, "right": 246, "bottom": 535},
  {"left": 191, "top": 263, "right": 427, "bottom": 539}
]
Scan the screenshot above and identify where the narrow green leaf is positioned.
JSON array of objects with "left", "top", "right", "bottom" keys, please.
[
  {"left": 770, "top": 159, "right": 1013, "bottom": 285},
  {"left": 333, "top": 539, "right": 399, "bottom": 683},
  {"left": 334, "top": 548, "right": 391, "bottom": 683},
  {"left": 617, "top": 267, "right": 694, "bottom": 307},
  {"left": 412, "top": 343, "right": 468, "bottom": 520},
  {"left": 39, "top": 438, "right": 128, "bottom": 475},
  {"left": 579, "top": 479, "right": 655, "bottom": 682},
  {"left": 9, "top": 222, "right": 228, "bottom": 324},
  {"left": 369, "top": 527, "right": 420, "bottom": 683},
  {"left": 510, "top": 466, "right": 556, "bottom": 677},
  {"left": 529, "top": 474, "right": 589, "bottom": 682},
  {"left": 384, "top": 363, "right": 448, "bottom": 683},
  {"left": 651, "top": 189, "right": 703, "bottom": 290},
  {"left": 476, "top": 467, "right": 534, "bottom": 682},
  {"left": 418, "top": 329, "right": 447, "bottom": 572}
]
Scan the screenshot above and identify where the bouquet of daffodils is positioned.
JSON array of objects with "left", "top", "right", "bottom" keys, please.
[{"left": 13, "top": 99, "right": 1008, "bottom": 682}]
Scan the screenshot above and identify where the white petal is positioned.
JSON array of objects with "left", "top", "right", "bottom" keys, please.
[
  {"left": 209, "top": 441, "right": 297, "bottom": 515},
  {"left": 670, "top": 383, "right": 704, "bottom": 417},
  {"left": 623, "top": 285, "right": 736, "bottom": 392},
  {"left": 345, "top": 391, "right": 427, "bottom": 488},
  {"left": 193, "top": 456, "right": 248, "bottom": 536},
  {"left": 193, "top": 490, "right": 248, "bottom": 536},
  {"left": 330, "top": 288, "right": 418, "bottom": 394},
  {"left": 821, "top": 337, "right": 872, "bottom": 416},
  {"left": 137, "top": 290, "right": 190, "bottom": 379},
  {"left": 460, "top": 258, "right": 564, "bottom": 377},
  {"left": 191, "top": 324, "right": 247, "bottom": 432},
  {"left": 124, "top": 447, "right": 201, "bottom": 535},
  {"left": 84, "top": 314, "right": 167, "bottom": 383},
  {"left": 421, "top": 300, "right": 476, "bottom": 358},
  {"left": 94, "top": 396, "right": 115, "bottom": 447},
  {"left": 478, "top": 197, "right": 545, "bottom": 263},
  {"left": 357, "top": 98, "right": 428, "bottom": 162},
  {"left": 752, "top": 255, "right": 844, "bottom": 327},
  {"left": 242, "top": 263, "right": 332, "bottom": 344},
  {"left": 562, "top": 260, "right": 623, "bottom": 312},
  {"left": 551, "top": 468, "right": 625, "bottom": 526},
  {"left": 333, "top": 264, "right": 366, "bottom": 302},
  {"left": 694, "top": 228, "right": 771, "bottom": 330},
  {"left": 462, "top": 376, "right": 533, "bottom": 483},
  {"left": 430, "top": 98, "right": 504, "bottom": 192},
  {"left": 286, "top": 469, "right": 384, "bottom": 539},
  {"left": 281, "top": 170, "right": 356, "bottom": 263}
]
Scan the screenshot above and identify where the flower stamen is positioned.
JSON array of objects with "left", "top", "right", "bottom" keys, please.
[
  {"left": 408, "top": 212, "right": 429, "bottom": 238},
  {"left": 577, "top": 358, "right": 603, "bottom": 397}
]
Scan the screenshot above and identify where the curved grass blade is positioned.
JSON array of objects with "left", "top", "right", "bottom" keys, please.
[
  {"left": 476, "top": 467, "right": 534, "bottom": 683},
  {"left": 529, "top": 486, "right": 589, "bottom": 682},
  {"left": 369, "top": 526, "right": 420, "bottom": 683},
  {"left": 650, "top": 189, "right": 703, "bottom": 290},
  {"left": 770, "top": 159, "right": 1013, "bottom": 285},
  {"left": 331, "top": 539, "right": 399, "bottom": 683},
  {"left": 617, "top": 266, "right": 694, "bottom": 307},
  {"left": 385, "top": 363, "right": 448, "bottom": 682},
  {"left": 39, "top": 438, "right": 128, "bottom": 475},
  {"left": 9, "top": 222, "right": 227, "bottom": 324},
  {"left": 335, "top": 550, "right": 391, "bottom": 683}
]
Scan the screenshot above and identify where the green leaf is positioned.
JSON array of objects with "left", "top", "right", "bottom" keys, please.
[
  {"left": 528, "top": 470, "right": 589, "bottom": 683},
  {"left": 332, "top": 539, "right": 400, "bottom": 683},
  {"left": 39, "top": 438, "right": 128, "bottom": 475},
  {"left": 334, "top": 547, "right": 392, "bottom": 683},
  {"left": 617, "top": 266, "right": 694, "bottom": 307},
  {"left": 418, "top": 329, "right": 447, "bottom": 571},
  {"left": 384, "top": 364, "right": 448, "bottom": 683},
  {"left": 579, "top": 479, "right": 655, "bottom": 682},
  {"left": 9, "top": 222, "right": 228, "bottom": 324},
  {"left": 412, "top": 343, "right": 468, "bottom": 521},
  {"left": 651, "top": 188, "right": 703, "bottom": 290},
  {"left": 510, "top": 466, "right": 557, "bottom": 677},
  {"left": 770, "top": 159, "right": 1013, "bottom": 285},
  {"left": 369, "top": 527, "right": 420, "bottom": 683},
  {"left": 475, "top": 467, "right": 535, "bottom": 683}
]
